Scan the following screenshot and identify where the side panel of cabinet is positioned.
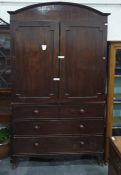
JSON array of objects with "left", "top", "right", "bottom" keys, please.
[
  {"left": 12, "top": 21, "right": 59, "bottom": 103},
  {"left": 60, "top": 22, "right": 107, "bottom": 102}
]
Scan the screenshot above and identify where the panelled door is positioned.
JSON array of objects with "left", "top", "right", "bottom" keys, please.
[
  {"left": 13, "top": 21, "right": 59, "bottom": 103},
  {"left": 59, "top": 22, "right": 106, "bottom": 102},
  {"left": 13, "top": 21, "right": 106, "bottom": 103}
]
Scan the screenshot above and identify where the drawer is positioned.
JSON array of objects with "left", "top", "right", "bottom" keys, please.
[
  {"left": 13, "top": 103, "right": 105, "bottom": 120},
  {"left": 13, "top": 119, "right": 104, "bottom": 135},
  {"left": 13, "top": 105, "right": 59, "bottom": 119},
  {"left": 60, "top": 103, "right": 105, "bottom": 118},
  {"left": 13, "top": 136, "right": 104, "bottom": 155}
]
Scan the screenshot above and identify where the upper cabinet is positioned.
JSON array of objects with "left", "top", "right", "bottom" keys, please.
[{"left": 9, "top": 2, "right": 109, "bottom": 104}]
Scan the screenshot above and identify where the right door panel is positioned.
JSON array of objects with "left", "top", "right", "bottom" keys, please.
[{"left": 60, "top": 22, "right": 106, "bottom": 102}]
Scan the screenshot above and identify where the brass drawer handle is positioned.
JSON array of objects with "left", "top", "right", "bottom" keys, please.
[
  {"left": 33, "top": 109, "right": 39, "bottom": 114},
  {"left": 80, "top": 109, "right": 85, "bottom": 113},
  {"left": 80, "top": 141, "right": 84, "bottom": 145},
  {"left": 34, "top": 142, "right": 39, "bottom": 147},
  {"left": 80, "top": 124, "right": 84, "bottom": 128},
  {"left": 34, "top": 125, "right": 39, "bottom": 129}
]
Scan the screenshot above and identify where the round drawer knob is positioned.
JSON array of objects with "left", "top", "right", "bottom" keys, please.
[
  {"left": 80, "top": 109, "right": 85, "bottom": 113},
  {"left": 34, "top": 142, "right": 39, "bottom": 147},
  {"left": 80, "top": 141, "right": 84, "bottom": 145},
  {"left": 33, "top": 109, "right": 39, "bottom": 114},
  {"left": 34, "top": 125, "right": 39, "bottom": 129},
  {"left": 80, "top": 124, "right": 84, "bottom": 128}
]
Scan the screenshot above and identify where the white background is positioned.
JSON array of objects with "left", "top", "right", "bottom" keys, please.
[{"left": 0, "top": 0, "right": 121, "bottom": 40}]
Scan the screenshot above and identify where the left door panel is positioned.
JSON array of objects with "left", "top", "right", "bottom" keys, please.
[{"left": 12, "top": 21, "right": 59, "bottom": 103}]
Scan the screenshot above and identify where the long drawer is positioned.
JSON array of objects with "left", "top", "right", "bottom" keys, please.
[
  {"left": 13, "top": 136, "right": 104, "bottom": 155},
  {"left": 13, "top": 119, "right": 104, "bottom": 135},
  {"left": 13, "top": 103, "right": 105, "bottom": 119}
]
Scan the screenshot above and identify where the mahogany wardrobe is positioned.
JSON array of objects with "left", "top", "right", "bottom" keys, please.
[{"left": 8, "top": 2, "right": 109, "bottom": 164}]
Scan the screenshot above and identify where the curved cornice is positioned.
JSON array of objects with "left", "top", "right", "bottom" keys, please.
[{"left": 7, "top": 2, "right": 110, "bottom": 16}]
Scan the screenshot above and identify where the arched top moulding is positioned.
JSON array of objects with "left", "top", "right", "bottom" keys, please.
[{"left": 7, "top": 2, "right": 110, "bottom": 22}]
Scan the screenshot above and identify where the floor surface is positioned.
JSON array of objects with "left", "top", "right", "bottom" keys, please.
[{"left": 0, "top": 158, "right": 108, "bottom": 175}]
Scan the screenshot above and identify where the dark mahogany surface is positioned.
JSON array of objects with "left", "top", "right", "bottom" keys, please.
[
  {"left": 10, "top": 2, "right": 108, "bottom": 162},
  {"left": 13, "top": 103, "right": 105, "bottom": 119},
  {"left": 13, "top": 119, "right": 104, "bottom": 135},
  {"left": 10, "top": 2, "right": 108, "bottom": 104},
  {"left": 13, "top": 136, "right": 104, "bottom": 155}
]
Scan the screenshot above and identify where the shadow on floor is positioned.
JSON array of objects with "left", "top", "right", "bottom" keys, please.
[{"left": 0, "top": 157, "right": 108, "bottom": 175}]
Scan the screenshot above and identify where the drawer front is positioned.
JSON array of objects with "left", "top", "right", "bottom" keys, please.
[
  {"left": 13, "top": 103, "right": 105, "bottom": 119},
  {"left": 13, "top": 119, "right": 104, "bottom": 136},
  {"left": 60, "top": 103, "right": 105, "bottom": 118},
  {"left": 13, "top": 105, "right": 59, "bottom": 119},
  {"left": 13, "top": 136, "right": 104, "bottom": 155}
]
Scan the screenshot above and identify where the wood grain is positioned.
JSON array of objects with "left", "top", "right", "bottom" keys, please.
[{"left": 10, "top": 2, "right": 108, "bottom": 163}]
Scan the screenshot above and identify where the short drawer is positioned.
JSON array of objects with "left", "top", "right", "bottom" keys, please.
[
  {"left": 13, "top": 119, "right": 104, "bottom": 136},
  {"left": 60, "top": 103, "right": 105, "bottom": 118},
  {"left": 13, "top": 136, "right": 104, "bottom": 155},
  {"left": 13, "top": 105, "right": 59, "bottom": 119}
]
